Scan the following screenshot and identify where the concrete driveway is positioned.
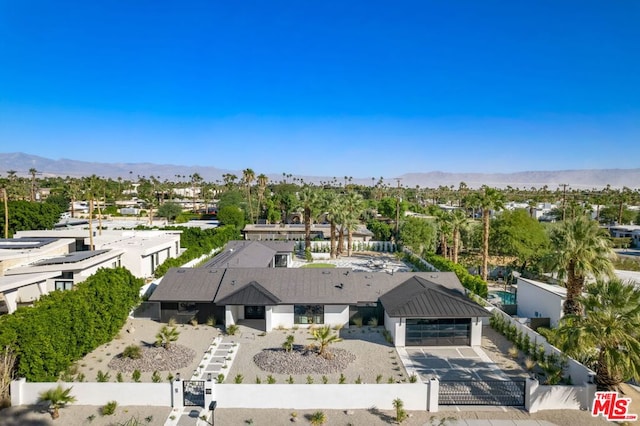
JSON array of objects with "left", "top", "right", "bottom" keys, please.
[{"left": 400, "top": 346, "right": 511, "bottom": 382}]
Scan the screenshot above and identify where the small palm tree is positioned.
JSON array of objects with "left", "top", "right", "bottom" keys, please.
[
  {"left": 155, "top": 325, "right": 180, "bottom": 349},
  {"left": 38, "top": 385, "right": 76, "bottom": 419},
  {"left": 282, "top": 335, "right": 295, "bottom": 352},
  {"left": 308, "top": 326, "right": 342, "bottom": 359}
]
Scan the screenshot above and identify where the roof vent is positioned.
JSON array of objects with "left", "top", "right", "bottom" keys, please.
[
  {"left": 335, "top": 283, "right": 344, "bottom": 289},
  {"left": 209, "top": 270, "right": 217, "bottom": 273},
  {"left": 322, "top": 271, "right": 331, "bottom": 275},
  {"left": 177, "top": 269, "right": 185, "bottom": 273},
  {"left": 231, "top": 280, "right": 236, "bottom": 286},
  {"left": 430, "top": 274, "right": 438, "bottom": 278}
]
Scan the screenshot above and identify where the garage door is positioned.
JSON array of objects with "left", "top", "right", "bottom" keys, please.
[{"left": 405, "top": 318, "right": 471, "bottom": 346}]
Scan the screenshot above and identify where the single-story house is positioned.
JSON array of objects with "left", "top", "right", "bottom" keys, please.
[
  {"left": 202, "top": 240, "right": 295, "bottom": 269},
  {"left": 242, "top": 224, "right": 374, "bottom": 242},
  {"left": 149, "top": 267, "right": 490, "bottom": 347}
]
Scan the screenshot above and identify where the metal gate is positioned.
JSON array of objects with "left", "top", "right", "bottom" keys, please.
[
  {"left": 183, "top": 380, "right": 205, "bottom": 407},
  {"left": 438, "top": 380, "right": 525, "bottom": 406}
]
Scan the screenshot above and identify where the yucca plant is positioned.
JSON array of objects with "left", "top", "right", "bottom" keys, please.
[{"left": 155, "top": 325, "right": 180, "bottom": 349}]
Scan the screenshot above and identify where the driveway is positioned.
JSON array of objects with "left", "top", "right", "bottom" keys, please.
[{"left": 400, "top": 346, "right": 511, "bottom": 382}]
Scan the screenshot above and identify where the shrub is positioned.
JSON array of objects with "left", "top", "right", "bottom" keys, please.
[
  {"left": 338, "top": 373, "right": 346, "bottom": 384},
  {"left": 306, "top": 375, "right": 314, "bottom": 384},
  {"left": 101, "top": 401, "right": 117, "bottom": 416},
  {"left": 206, "top": 316, "right": 216, "bottom": 327},
  {"left": 226, "top": 324, "right": 239, "bottom": 336},
  {"left": 151, "top": 371, "right": 161, "bottom": 383},
  {"left": 234, "top": 374, "right": 244, "bottom": 384},
  {"left": 393, "top": 398, "right": 407, "bottom": 423},
  {"left": 321, "top": 375, "right": 328, "bottom": 384},
  {"left": 255, "top": 376, "right": 261, "bottom": 384},
  {"left": 189, "top": 317, "right": 198, "bottom": 327},
  {"left": 309, "top": 411, "right": 326, "bottom": 426},
  {"left": 116, "top": 372, "right": 123, "bottom": 382},
  {"left": 352, "top": 316, "right": 363, "bottom": 328},
  {"left": 409, "top": 374, "right": 418, "bottom": 383},
  {"left": 132, "top": 370, "right": 141, "bottom": 382},
  {"left": 286, "top": 375, "right": 294, "bottom": 384},
  {"left": 355, "top": 375, "right": 362, "bottom": 384},
  {"left": 0, "top": 268, "right": 143, "bottom": 381},
  {"left": 508, "top": 346, "right": 519, "bottom": 359},
  {"left": 217, "top": 374, "right": 225, "bottom": 383},
  {"left": 282, "top": 335, "right": 295, "bottom": 352},
  {"left": 266, "top": 375, "right": 276, "bottom": 384},
  {"left": 122, "top": 345, "right": 142, "bottom": 360},
  {"left": 376, "top": 374, "right": 383, "bottom": 384},
  {"left": 96, "top": 370, "right": 110, "bottom": 382},
  {"left": 368, "top": 317, "right": 378, "bottom": 327}
]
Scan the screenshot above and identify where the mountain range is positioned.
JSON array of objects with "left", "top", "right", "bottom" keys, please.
[{"left": 1, "top": 152, "right": 639, "bottom": 190}]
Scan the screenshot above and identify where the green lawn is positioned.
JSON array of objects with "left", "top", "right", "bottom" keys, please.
[{"left": 300, "top": 263, "right": 336, "bottom": 268}]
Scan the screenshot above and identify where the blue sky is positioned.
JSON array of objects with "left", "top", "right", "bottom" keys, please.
[{"left": 1, "top": 1, "right": 639, "bottom": 178}]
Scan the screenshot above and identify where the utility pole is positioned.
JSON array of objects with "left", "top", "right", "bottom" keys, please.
[
  {"left": 395, "top": 178, "right": 402, "bottom": 238},
  {"left": 560, "top": 184, "right": 569, "bottom": 221}
]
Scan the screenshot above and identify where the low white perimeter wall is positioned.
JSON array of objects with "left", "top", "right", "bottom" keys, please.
[
  {"left": 214, "top": 384, "right": 427, "bottom": 410},
  {"left": 529, "top": 382, "right": 593, "bottom": 412},
  {"left": 11, "top": 379, "right": 172, "bottom": 407}
]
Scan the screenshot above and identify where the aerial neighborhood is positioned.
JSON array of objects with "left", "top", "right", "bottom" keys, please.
[{"left": 0, "top": 169, "right": 639, "bottom": 425}]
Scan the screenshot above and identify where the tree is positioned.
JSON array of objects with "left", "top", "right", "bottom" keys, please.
[
  {"left": 343, "top": 192, "right": 364, "bottom": 256},
  {"left": 489, "top": 209, "right": 549, "bottom": 270},
  {"left": 242, "top": 168, "right": 255, "bottom": 223},
  {"left": 299, "top": 186, "right": 320, "bottom": 251},
  {"left": 321, "top": 191, "right": 340, "bottom": 259},
  {"left": 256, "top": 173, "right": 269, "bottom": 220},
  {"left": 399, "top": 217, "right": 436, "bottom": 255},
  {"left": 547, "top": 215, "right": 615, "bottom": 315},
  {"left": 435, "top": 211, "right": 453, "bottom": 260},
  {"left": 366, "top": 219, "right": 392, "bottom": 241},
  {"left": 450, "top": 209, "right": 468, "bottom": 264},
  {"left": 190, "top": 173, "right": 203, "bottom": 213},
  {"left": 307, "top": 326, "right": 342, "bottom": 359},
  {"left": 547, "top": 279, "right": 640, "bottom": 390},
  {"left": 0, "top": 200, "right": 62, "bottom": 237},
  {"left": 217, "top": 205, "right": 246, "bottom": 229},
  {"left": 29, "top": 168, "right": 39, "bottom": 201},
  {"left": 38, "top": 385, "right": 77, "bottom": 419},
  {"left": 469, "top": 186, "right": 505, "bottom": 281},
  {"left": 0, "top": 346, "right": 16, "bottom": 408},
  {"left": 45, "top": 193, "right": 71, "bottom": 213},
  {"left": 155, "top": 325, "right": 180, "bottom": 349},
  {"left": 157, "top": 202, "right": 183, "bottom": 221}
]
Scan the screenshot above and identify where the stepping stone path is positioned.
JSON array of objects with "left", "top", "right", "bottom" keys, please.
[{"left": 164, "top": 336, "right": 240, "bottom": 426}]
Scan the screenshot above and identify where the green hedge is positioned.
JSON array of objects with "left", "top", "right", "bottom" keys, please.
[
  {"left": 0, "top": 267, "right": 142, "bottom": 382},
  {"left": 154, "top": 225, "right": 240, "bottom": 278},
  {"left": 423, "top": 253, "right": 489, "bottom": 298}
]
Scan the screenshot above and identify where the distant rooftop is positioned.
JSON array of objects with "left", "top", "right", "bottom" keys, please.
[{"left": 0, "top": 237, "right": 59, "bottom": 250}]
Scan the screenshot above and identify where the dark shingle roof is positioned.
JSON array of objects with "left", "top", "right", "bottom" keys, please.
[
  {"left": 202, "top": 240, "right": 295, "bottom": 269},
  {"left": 148, "top": 268, "right": 222, "bottom": 302},
  {"left": 215, "top": 281, "right": 281, "bottom": 306},
  {"left": 379, "top": 276, "right": 490, "bottom": 318}
]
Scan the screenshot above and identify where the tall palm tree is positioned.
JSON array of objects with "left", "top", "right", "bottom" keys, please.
[
  {"left": 256, "top": 173, "right": 269, "bottom": 220},
  {"left": 470, "top": 186, "right": 506, "bottom": 281},
  {"left": 299, "top": 186, "right": 320, "bottom": 251},
  {"left": 435, "top": 211, "right": 453, "bottom": 260},
  {"left": 29, "top": 168, "right": 38, "bottom": 201},
  {"left": 38, "top": 385, "right": 76, "bottom": 419},
  {"left": 190, "top": 173, "right": 203, "bottom": 213},
  {"left": 343, "top": 192, "right": 364, "bottom": 256},
  {"left": 242, "top": 168, "right": 256, "bottom": 223},
  {"left": 547, "top": 215, "right": 615, "bottom": 315},
  {"left": 450, "top": 209, "right": 468, "bottom": 264},
  {"left": 1, "top": 183, "right": 8, "bottom": 238},
  {"left": 321, "top": 191, "right": 340, "bottom": 259},
  {"left": 549, "top": 279, "right": 640, "bottom": 390}
]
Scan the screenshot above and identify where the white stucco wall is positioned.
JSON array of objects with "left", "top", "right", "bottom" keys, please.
[
  {"left": 516, "top": 278, "right": 565, "bottom": 327},
  {"left": 269, "top": 305, "right": 294, "bottom": 330},
  {"left": 470, "top": 317, "right": 482, "bottom": 346},
  {"left": 323, "top": 305, "right": 349, "bottom": 327},
  {"left": 225, "top": 305, "right": 243, "bottom": 326},
  {"left": 384, "top": 313, "right": 404, "bottom": 347},
  {"left": 11, "top": 379, "right": 172, "bottom": 407},
  {"left": 213, "top": 384, "right": 427, "bottom": 410}
]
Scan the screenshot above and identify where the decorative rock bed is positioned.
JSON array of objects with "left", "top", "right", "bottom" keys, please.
[
  {"left": 253, "top": 346, "right": 356, "bottom": 374},
  {"left": 107, "top": 344, "right": 196, "bottom": 372}
]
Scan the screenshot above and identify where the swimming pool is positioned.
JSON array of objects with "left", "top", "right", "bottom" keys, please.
[{"left": 489, "top": 290, "right": 516, "bottom": 305}]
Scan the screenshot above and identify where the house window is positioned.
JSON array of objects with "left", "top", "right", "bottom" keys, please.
[
  {"left": 55, "top": 281, "right": 73, "bottom": 291},
  {"left": 274, "top": 254, "right": 288, "bottom": 268},
  {"left": 294, "top": 305, "right": 324, "bottom": 325},
  {"left": 178, "top": 302, "right": 197, "bottom": 313}
]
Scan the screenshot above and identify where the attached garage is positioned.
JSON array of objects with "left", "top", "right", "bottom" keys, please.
[
  {"left": 405, "top": 318, "right": 471, "bottom": 346},
  {"left": 380, "top": 276, "right": 490, "bottom": 347}
]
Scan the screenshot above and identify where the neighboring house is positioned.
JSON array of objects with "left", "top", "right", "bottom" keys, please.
[
  {"left": 202, "top": 240, "right": 295, "bottom": 269},
  {"left": 148, "top": 268, "right": 489, "bottom": 347},
  {"left": 516, "top": 277, "right": 566, "bottom": 327},
  {"left": 608, "top": 225, "right": 640, "bottom": 248},
  {"left": 242, "top": 223, "right": 374, "bottom": 242},
  {"left": 14, "top": 229, "right": 182, "bottom": 278},
  {"left": 0, "top": 237, "right": 75, "bottom": 275},
  {"left": 1, "top": 249, "right": 124, "bottom": 313}
]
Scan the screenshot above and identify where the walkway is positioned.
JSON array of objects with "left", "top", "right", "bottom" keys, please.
[{"left": 164, "top": 336, "right": 240, "bottom": 426}]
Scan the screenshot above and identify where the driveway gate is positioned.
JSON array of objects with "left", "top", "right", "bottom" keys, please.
[
  {"left": 183, "top": 380, "right": 205, "bottom": 407},
  {"left": 438, "top": 379, "right": 526, "bottom": 406}
]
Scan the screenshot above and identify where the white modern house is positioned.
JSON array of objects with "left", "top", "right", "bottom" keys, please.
[{"left": 516, "top": 277, "right": 566, "bottom": 327}]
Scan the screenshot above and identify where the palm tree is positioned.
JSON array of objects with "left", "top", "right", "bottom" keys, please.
[
  {"left": 435, "top": 211, "right": 453, "bottom": 260},
  {"left": 242, "top": 168, "right": 256, "bottom": 223},
  {"left": 321, "top": 191, "right": 340, "bottom": 259},
  {"left": 549, "top": 279, "right": 640, "bottom": 390},
  {"left": 190, "top": 173, "right": 203, "bottom": 213},
  {"left": 155, "top": 325, "right": 180, "bottom": 349},
  {"left": 299, "top": 186, "right": 320, "bottom": 251},
  {"left": 256, "top": 173, "right": 269, "bottom": 220},
  {"left": 1, "top": 183, "right": 8, "bottom": 238},
  {"left": 29, "top": 168, "right": 38, "bottom": 201},
  {"left": 547, "top": 215, "right": 615, "bottom": 315},
  {"left": 308, "top": 326, "right": 342, "bottom": 359},
  {"left": 343, "top": 192, "right": 363, "bottom": 256},
  {"left": 38, "top": 385, "right": 76, "bottom": 419},
  {"left": 450, "top": 209, "right": 468, "bottom": 264},
  {"left": 470, "top": 186, "right": 506, "bottom": 281}
]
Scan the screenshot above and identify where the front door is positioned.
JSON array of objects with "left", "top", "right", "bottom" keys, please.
[{"left": 244, "top": 305, "right": 265, "bottom": 320}]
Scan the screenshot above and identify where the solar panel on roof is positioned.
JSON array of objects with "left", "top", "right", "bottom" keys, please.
[
  {"left": 0, "top": 237, "right": 59, "bottom": 250},
  {"left": 33, "top": 249, "right": 111, "bottom": 266}
]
